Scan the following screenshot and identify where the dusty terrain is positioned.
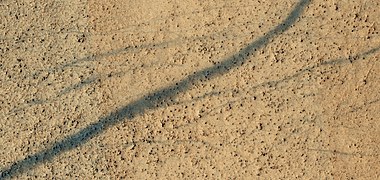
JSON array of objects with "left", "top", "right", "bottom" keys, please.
[{"left": 1, "top": 0, "right": 379, "bottom": 179}]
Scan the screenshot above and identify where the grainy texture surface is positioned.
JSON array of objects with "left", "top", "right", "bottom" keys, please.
[{"left": 1, "top": 0, "right": 379, "bottom": 179}]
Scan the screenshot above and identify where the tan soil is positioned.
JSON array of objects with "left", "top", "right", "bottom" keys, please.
[{"left": 1, "top": 0, "right": 379, "bottom": 179}]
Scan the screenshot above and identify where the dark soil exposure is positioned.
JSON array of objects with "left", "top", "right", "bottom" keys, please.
[{"left": 1, "top": 0, "right": 379, "bottom": 179}]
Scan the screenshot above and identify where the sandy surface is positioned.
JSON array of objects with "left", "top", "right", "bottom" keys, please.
[{"left": 1, "top": 0, "right": 379, "bottom": 179}]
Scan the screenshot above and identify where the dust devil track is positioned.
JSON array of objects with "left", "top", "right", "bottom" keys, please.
[{"left": 0, "top": 0, "right": 311, "bottom": 178}]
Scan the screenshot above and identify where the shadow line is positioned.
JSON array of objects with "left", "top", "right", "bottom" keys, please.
[{"left": 0, "top": 0, "right": 311, "bottom": 178}]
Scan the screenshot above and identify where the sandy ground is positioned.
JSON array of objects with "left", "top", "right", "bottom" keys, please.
[{"left": 1, "top": 0, "right": 379, "bottom": 179}]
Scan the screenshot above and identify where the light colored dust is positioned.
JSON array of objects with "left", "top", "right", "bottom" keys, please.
[{"left": 0, "top": 0, "right": 379, "bottom": 179}]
